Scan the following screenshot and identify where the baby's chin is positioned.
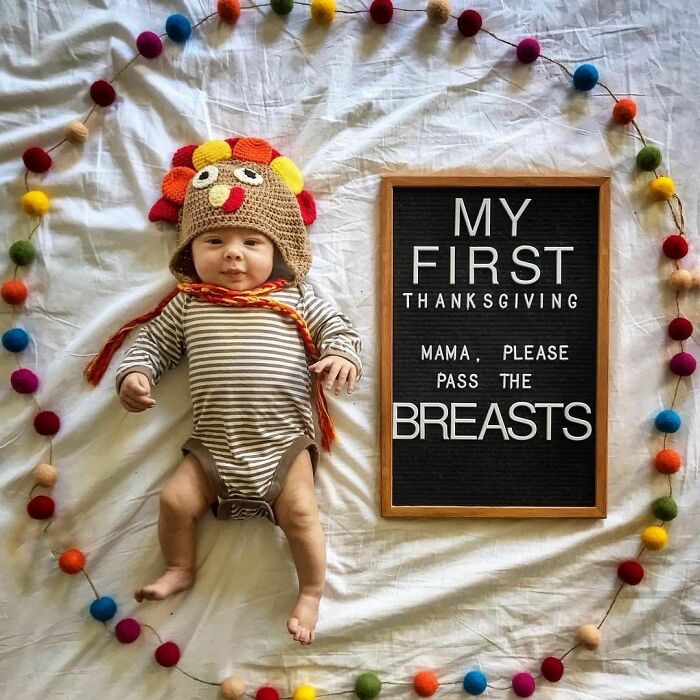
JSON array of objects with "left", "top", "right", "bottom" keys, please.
[{"left": 203, "top": 274, "right": 269, "bottom": 291}]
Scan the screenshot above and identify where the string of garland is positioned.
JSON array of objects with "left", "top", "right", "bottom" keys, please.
[{"left": 3, "top": 2, "right": 693, "bottom": 698}]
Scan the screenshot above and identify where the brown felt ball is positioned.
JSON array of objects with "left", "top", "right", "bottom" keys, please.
[{"left": 426, "top": 0, "right": 450, "bottom": 25}]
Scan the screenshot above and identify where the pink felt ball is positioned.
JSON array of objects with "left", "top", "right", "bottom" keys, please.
[
  {"left": 668, "top": 317, "right": 693, "bottom": 341},
  {"left": 27, "top": 494, "right": 55, "bottom": 520},
  {"left": 11, "top": 368, "right": 39, "bottom": 394},
  {"left": 669, "top": 351, "right": 696, "bottom": 376},
  {"left": 34, "top": 410, "right": 60, "bottom": 435},
  {"left": 136, "top": 31, "right": 163, "bottom": 59},
  {"left": 370, "top": 0, "right": 393, "bottom": 24},
  {"left": 22, "top": 147, "right": 52, "bottom": 173},
  {"left": 516, "top": 38, "right": 540, "bottom": 64},
  {"left": 512, "top": 672, "right": 535, "bottom": 697},
  {"left": 90, "top": 80, "right": 116, "bottom": 107},
  {"left": 155, "top": 641, "right": 181, "bottom": 667},
  {"left": 457, "top": 9, "right": 482, "bottom": 37},
  {"left": 540, "top": 657, "right": 564, "bottom": 682},
  {"left": 617, "top": 559, "right": 644, "bottom": 585},
  {"left": 662, "top": 234, "right": 688, "bottom": 259},
  {"left": 115, "top": 618, "right": 141, "bottom": 643}
]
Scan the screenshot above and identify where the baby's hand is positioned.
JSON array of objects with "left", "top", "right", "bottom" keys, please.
[
  {"left": 308, "top": 355, "right": 357, "bottom": 395},
  {"left": 119, "top": 372, "right": 156, "bottom": 412}
]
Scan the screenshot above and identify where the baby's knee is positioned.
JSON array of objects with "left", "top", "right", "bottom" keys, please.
[
  {"left": 160, "top": 482, "right": 203, "bottom": 519},
  {"left": 277, "top": 497, "right": 319, "bottom": 534}
]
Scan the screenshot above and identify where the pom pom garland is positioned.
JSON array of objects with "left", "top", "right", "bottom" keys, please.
[
  {"left": 217, "top": 0, "right": 242, "bottom": 24},
  {"left": 612, "top": 98, "right": 637, "bottom": 125},
  {"left": 9, "top": 240, "right": 36, "bottom": 265},
  {"left": 58, "top": 548, "right": 86, "bottom": 574},
  {"left": 354, "top": 673, "right": 381, "bottom": 700},
  {"left": 654, "top": 408, "right": 681, "bottom": 433},
  {"left": 370, "top": 0, "right": 394, "bottom": 25},
  {"left": 511, "top": 672, "right": 535, "bottom": 697},
  {"left": 155, "top": 641, "right": 181, "bottom": 667},
  {"left": 413, "top": 671, "right": 439, "bottom": 697},
  {"left": 2, "top": 327, "right": 29, "bottom": 352},
  {"left": 540, "top": 657, "right": 564, "bottom": 682},
  {"left": 426, "top": 0, "right": 450, "bottom": 25},
  {"left": 271, "top": 0, "right": 294, "bottom": 14},
  {"left": 115, "top": 618, "right": 141, "bottom": 643},
  {"left": 311, "top": 0, "right": 336, "bottom": 24},
  {"left": 65, "top": 120, "right": 89, "bottom": 143},
  {"left": 33, "top": 463, "right": 58, "bottom": 486},
  {"left": 649, "top": 176, "right": 675, "bottom": 200},
  {"left": 462, "top": 671, "right": 487, "bottom": 695},
  {"left": 662, "top": 234, "right": 688, "bottom": 259},
  {"left": 166, "top": 14, "right": 192, "bottom": 42},
  {"left": 651, "top": 495, "right": 678, "bottom": 521},
  {"left": 136, "top": 31, "right": 163, "bottom": 59},
  {"left": 90, "top": 80, "right": 116, "bottom": 106},
  {"left": 256, "top": 687, "right": 280, "bottom": 700},
  {"left": 572, "top": 64, "right": 599, "bottom": 91},
  {"left": 655, "top": 448, "right": 682, "bottom": 474},
  {"left": 669, "top": 351, "right": 696, "bottom": 376},
  {"left": 21, "top": 190, "right": 50, "bottom": 216},
  {"left": 2, "top": 280, "right": 28, "bottom": 305},
  {"left": 27, "top": 494, "right": 55, "bottom": 519},
  {"left": 668, "top": 317, "right": 692, "bottom": 341},
  {"left": 576, "top": 624, "right": 601, "bottom": 650},
  {"left": 11, "top": 368, "right": 39, "bottom": 394},
  {"left": 221, "top": 677, "right": 246, "bottom": 699},
  {"left": 641, "top": 525, "right": 669, "bottom": 550},
  {"left": 617, "top": 560, "right": 644, "bottom": 585},
  {"left": 636, "top": 145, "right": 662, "bottom": 171},
  {"left": 22, "top": 147, "right": 52, "bottom": 173},
  {"left": 516, "top": 38, "right": 540, "bottom": 64},
  {"left": 457, "top": 10, "right": 482, "bottom": 37},
  {"left": 89, "top": 596, "right": 117, "bottom": 621},
  {"left": 293, "top": 685, "right": 316, "bottom": 700}
]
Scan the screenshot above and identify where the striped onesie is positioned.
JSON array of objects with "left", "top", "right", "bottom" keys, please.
[{"left": 115, "top": 281, "right": 362, "bottom": 524}]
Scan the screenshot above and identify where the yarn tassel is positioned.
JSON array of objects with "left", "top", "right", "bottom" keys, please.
[
  {"left": 312, "top": 374, "right": 336, "bottom": 452},
  {"left": 84, "top": 288, "right": 179, "bottom": 385}
]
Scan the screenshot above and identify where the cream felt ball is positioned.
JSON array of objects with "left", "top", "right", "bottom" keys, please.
[
  {"left": 426, "top": 0, "right": 450, "bottom": 25},
  {"left": 33, "top": 463, "right": 58, "bottom": 486},
  {"left": 221, "top": 677, "right": 246, "bottom": 699},
  {"left": 65, "top": 120, "right": 89, "bottom": 143},
  {"left": 668, "top": 269, "right": 693, "bottom": 290},
  {"left": 576, "top": 624, "right": 601, "bottom": 649}
]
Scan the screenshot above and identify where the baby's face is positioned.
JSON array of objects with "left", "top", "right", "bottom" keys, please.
[{"left": 191, "top": 227, "right": 275, "bottom": 291}]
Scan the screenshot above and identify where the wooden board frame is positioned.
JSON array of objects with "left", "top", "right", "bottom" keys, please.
[{"left": 380, "top": 175, "right": 610, "bottom": 518}]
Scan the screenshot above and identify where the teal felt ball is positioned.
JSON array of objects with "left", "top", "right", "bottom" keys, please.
[
  {"left": 166, "top": 14, "right": 192, "bottom": 42},
  {"left": 9, "top": 240, "right": 36, "bottom": 266},
  {"left": 654, "top": 409, "right": 681, "bottom": 433},
  {"left": 2, "top": 328, "right": 29, "bottom": 352},
  {"left": 90, "top": 596, "right": 117, "bottom": 621},
  {"left": 651, "top": 496, "right": 678, "bottom": 521},
  {"left": 573, "top": 64, "right": 599, "bottom": 91},
  {"left": 636, "top": 145, "right": 662, "bottom": 171},
  {"left": 354, "top": 673, "right": 381, "bottom": 700},
  {"left": 271, "top": 0, "right": 294, "bottom": 14},
  {"left": 463, "top": 671, "right": 487, "bottom": 695}
]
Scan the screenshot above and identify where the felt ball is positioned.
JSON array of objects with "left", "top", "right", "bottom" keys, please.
[
  {"left": 669, "top": 269, "right": 694, "bottom": 290},
  {"left": 516, "top": 38, "right": 540, "bottom": 64},
  {"left": 662, "top": 234, "right": 688, "bottom": 259},
  {"left": 654, "top": 408, "right": 681, "bottom": 433},
  {"left": 115, "top": 618, "right": 141, "bottom": 643},
  {"left": 155, "top": 641, "right": 181, "bottom": 667},
  {"left": 612, "top": 98, "right": 637, "bottom": 125},
  {"left": 90, "top": 80, "right": 116, "bottom": 107},
  {"left": 655, "top": 448, "right": 682, "bottom": 474},
  {"left": 218, "top": 0, "right": 241, "bottom": 24},
  {"left": 669, "top": 351, "right": 696, "bottom": 376},
  {"left": 11, "top": 368, "right": 39, "bottom": 394},
  {"left": 221, "top": 677, "right": 245, "bottom": 700},
  {"left": 311, "top": 0, "right": 335, "bottom": 25},
  {"left": 293, "top": 685, "right": 315, "bottom": 700},
  {"left": 21, "top": 190, "right": 50, "bottom": 216},
  {"left": 649, "top": 176, "right": 675, "bottom": 200},
  {"left": 2, "top": 327, "right": 29, "bottom": 352},
  {"left": 426, "top": 0, "right": 450, "bottom": 25},
  {"left": 457, "top": 9, "right": 482, "bottom": 37},
  {"left": 33, "top": 463, "right": 58, "bottom": 487},
  {"left": 58, "top": 548, "right": 85, "bottom": 574},
  {"left": 2, "top": 280, "right": 28, "bottom": 305},
  {"left": 540, "top": 657, "right": 564, "bottom": 682},
  {"left": 370, "top": 0, "right": 393, "bottom": 24},
  {"left": 90, "top": 596, "right": 117, "bottom": 621},
  {"left": 572, "top": 64, "right": 599, "bottom": 91},
  {"left": 27, "top": 494, "right": 55, "bottom": 520},
  {"left": 34, "top": 410, "right": 61, "bottom": 435},
  {"left": 617, "top": 559, "right": 644, "bottom": 585},
  {"left": 413, "top": 671, "right": 439, "bottom": 697},
  {"left": 22, "top": 147, "right": 52, "bottom": 173},
  {"left": 65, "top": 120, "right": 89, "bottom": 143},
  {"left": 256, "top": 688, "right": 279, "bottom": 700},
  {"left": 636, "top": 145, "right": 662, "bottom": 171},
  {"left": 271, "top": 0, "right": 294, "bottom": 14},
  {"left": 641, "top": 525, "right": 669, "bottom": 550},
  {"left": 652, "top": 495, "right": 678, "bottom": 521},
  {"left": 462, "top": 671, "right": 487, "bottom": 695},
  {"left": 512, "top": 672, "right": 535, "bottom": 697},
  {"left": 668, "top": 317, "right": 692, "bottom": 340},
  {"left": 136, "top": 31, "right": 163, "bottom": 58},
  {"left": 166, "top": 14, "right": 192, "bottom": 42},
  {"left": 576, "top": 624, "right": 601, "bottom": 650},
  {"left": 9, "top": 240, "right": 36, "bottom": 266},
  {"left": 354, "top": 673, "right": 381, "bottom": 700}
]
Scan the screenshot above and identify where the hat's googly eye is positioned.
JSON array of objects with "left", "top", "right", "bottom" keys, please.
[
  {"left": 234, "top": 167, "right": 264, "bottom": 186},
  {"left": 192, "top": 165, "right": 219, "bottom": 189}
]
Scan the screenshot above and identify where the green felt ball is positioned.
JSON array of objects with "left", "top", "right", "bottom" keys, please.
[
  {"left": 9, "top": 240, "right": 36, "bottom": 266},
  {"left": 651, "top": 495, "right": 678, "bottom": 521},
  {"left": 636, "top": 145, "right": 662, "bottom": 171},
  {"left": 355, "top": 673, "right": 381, "bottom": 700},
  {"left": 271, "top": 0, "right": 294, "bottom": 14}
]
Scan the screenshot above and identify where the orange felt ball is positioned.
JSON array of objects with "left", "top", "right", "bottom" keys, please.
[
  {"left": 217, "top": 0, "right": 241, "bottom": 23},
  {"left": 612, "top": 98, "right": 637, "bottom": 125},
  {"left": 654, "top": 448, "right": 681, "bottom": 474},
  {"left": 413, "top": 671, "right": 439, "bottom": 697},
  {"left": 59, "top": 548, "right": 86, "bottom": 574},
  {"left": 2, "top": 280, "right": 28, "bottom": 305}
]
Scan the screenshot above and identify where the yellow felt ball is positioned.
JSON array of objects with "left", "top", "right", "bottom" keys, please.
[
  {"left": 641, "top": 525, "right": 668, "bottom": 550},
  {"left": 311, "top": 0, "right": 335, "bottom": 25},
  {"left": 576, "top": 624, "right": 601, "bottom": 650},
  {"left": 33, "top": 463, "right": 58, "bottom": 487},
  {"left": 193, "top": 140, "right": 232, "bottom": 170},
  {"left": 65, "top": 120, "right": 89, "bottom": 143},
  {"left": 293, "top": 685, "right": 316, "bottom": 700},
  {"left": 220, "top": 677, "right": 245, "bottom": 699},
  {"left": 270, "top": 156, "right": 304, "bottom": 195},
  {"left": 649, "top": 176, "right": 675, "bottom": 200},
  {"left": 21, "top": 190, "right": 50, "bottom": 216}
]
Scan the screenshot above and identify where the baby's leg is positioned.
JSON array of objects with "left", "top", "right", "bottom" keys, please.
[
  {"left": 272, "top": 448, "right": 325, "bottom": 645},
  {"left": 135, "top": 452, "right": 216, "bottom": 602}
]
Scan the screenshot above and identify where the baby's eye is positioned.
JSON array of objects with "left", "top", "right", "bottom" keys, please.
[
  {"left": 207, "top": 238, "right": 222, "bottom": 244},
  {"left": 245, "top": 240, "right": 259, "bottom": 246},
  {"left": 193, "top": 165, "right": 220, "bottom": 189},
  {"left": 233, "top": 167, "right": 264, "bottom": 186}
]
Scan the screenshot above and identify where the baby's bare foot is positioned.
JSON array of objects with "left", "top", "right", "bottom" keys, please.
[
  {"left": 134, "top": 567, "right": 194, "bottom": 602},
  {"left": 287, "top": 591, "right": 321, "bottom": 645}
]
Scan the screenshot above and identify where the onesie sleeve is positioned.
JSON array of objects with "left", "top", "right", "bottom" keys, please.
[
  {"left": 299, "top": 281, "right": 363, "bottom": 381},
  {"left": 115, "top": 292, "right": 187, "bottom": 392}
]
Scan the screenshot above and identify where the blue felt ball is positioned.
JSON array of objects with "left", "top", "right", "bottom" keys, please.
[
  {"left": 166, "top": 14, "right": 192, "bottom": 43},
  {"left": 2, "top": 327, "right": 29, "bottom": 352},
  {"left": 654, "top": 409, "right": 681, "bottom": 433},
  {"left": 90, "top": 596, "right": 117, "bottom": 622},
  {"left": 573, "top": 64, "right": 599, "bottom": 91},
  {"left": 463, "top": 671, "right": 487, "bottom": 695}
]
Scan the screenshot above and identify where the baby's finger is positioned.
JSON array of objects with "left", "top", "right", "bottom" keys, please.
[
  {"left": 334, "top": 366, "right": 350, "bottom": 394},
  {"left": 126, "top": 391, "right": 155, "bottom": 407},
  {"left": 348, "top": 366, "right": 357, "bottom": 393},
  {"left": 323, "top": 362, "right": 341, "bottom": 390},
  {"left": 121, "top": 395, "right": 146, "bottom": 412}
]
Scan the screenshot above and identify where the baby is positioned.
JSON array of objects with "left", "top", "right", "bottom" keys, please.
[{"left": 112, "top": 137, "right": 362, "bottom": 645}]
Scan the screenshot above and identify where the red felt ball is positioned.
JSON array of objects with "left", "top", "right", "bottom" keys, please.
[
  {"left": 457, "top": 9, "right": 482, "bottom": 37},
  {"left": 668, "top": 316, "right": 693, "bottom": 341},
  {"left": 2, "top": 280, "right": 28, "bottom": 305},
  {"left": 617, "top": 559, "right": 644, "bottom": 585},
  {"left": 413, "top": 671, "right": 439, "bottom": 697},
  {"left": 58, "top": 548, "right": 85, "bottom": 574},
  {"left": 155, "top": 641, "right": 181, "bottom": 667},
  {"left": 115, "top": 618, "right": 141, "bottom": 643},
  {"left": 540, "top": 657, "right": 564, "bottom": 682},
  {"left": 34, "top": 410, "right": 61, "bottom": 436},
  {"left": 27, "top": 494, "right": 55, "bottom": 520},
  {"left": 22, "top": 147, "right": 52, "bottom": 173},
  {"left": 370, "top": 0, "right": 393, "bottom": 24},
  {"left": 11, "top": 368, "right": 39, "bottom": 394},
  {"left": 612, "top": 98, "right": 637, "bottom": 125},
  {"left": 90, "top": 80, "right": 116, "bottom": 107},
  {"left": 516, "top": 38, "right": 540, "bottom": 64},
  {"left": 662, "top": 234, "right": 688, "bottom": 260},
  {"left": 256, "top": 687, "right": 280, "bottom": 700},
  {"left": 217, "top": 0, "right": 241, "bottom": 24},
  {"left": 136, "top": 31, "right": 163, "bottom": 59}
]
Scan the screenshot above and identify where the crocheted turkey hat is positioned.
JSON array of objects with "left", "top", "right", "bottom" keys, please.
[{"left": 148, "top": 137, "right": 317, "bottom": 286}]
